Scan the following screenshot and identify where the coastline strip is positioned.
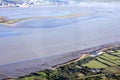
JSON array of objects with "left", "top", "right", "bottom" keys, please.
[{"left": 0, "top": 42, "right": 120, "bottom": 79}]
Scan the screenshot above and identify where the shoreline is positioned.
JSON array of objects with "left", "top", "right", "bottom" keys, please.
[
  {"left": 0, "top": 41, "right": 120, "bottom": 79},
  {"left": 51, "top": 53, "right": 89, "bottom": 70}
]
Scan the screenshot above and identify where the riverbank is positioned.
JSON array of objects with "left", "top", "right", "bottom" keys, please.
[
  {"left": 17, "top": 43, "right": 120, "bottom": 80},
  {"left": 0, "top": 42, "right": 120, "bottom": 79}
]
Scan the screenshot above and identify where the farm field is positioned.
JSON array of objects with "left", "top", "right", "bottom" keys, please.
[
  {"left": 83, "top": 51, "right": 120, "bottom": 68},
  {"left": 17, "top": 47, "right": 120, "bottom": 80}
]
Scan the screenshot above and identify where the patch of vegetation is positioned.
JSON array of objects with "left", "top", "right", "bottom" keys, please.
[
  {"left": 0, "top": 16, "right": 6, "bottom": 23},
  {"left": 16, "top": 47, "right": 120, "bottom": 80}
]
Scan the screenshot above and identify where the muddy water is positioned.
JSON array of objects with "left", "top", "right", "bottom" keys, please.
[{"left": 0, "top": 4, "right": 120, "bottom": 65}]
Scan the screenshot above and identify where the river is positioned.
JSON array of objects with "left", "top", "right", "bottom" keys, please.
[{"left": 0, "top": 3, "right": 120, "bottom": 65}]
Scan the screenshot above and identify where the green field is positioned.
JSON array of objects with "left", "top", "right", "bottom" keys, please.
[{"left": 82, "top": 51, "right": 120, "bottom": 68}]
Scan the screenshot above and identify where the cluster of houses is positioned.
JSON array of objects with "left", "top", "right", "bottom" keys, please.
[
  {"left": 89, "top": 46, "right": 118, "bottom": 57},
  {"left": 0, "top": 0, "right": 79, "bottom": 8},
  {"left": 90, "top": 51, "right": 104, "bottom": 57}
]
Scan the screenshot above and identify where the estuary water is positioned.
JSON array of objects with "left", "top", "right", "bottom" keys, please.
[{"left": 0, "top": 3, "right": 120, "bottom": 65}]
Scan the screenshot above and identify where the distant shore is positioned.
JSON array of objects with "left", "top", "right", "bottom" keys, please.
[{"left": 0, "top": 42, "right": 120, "bottom": 79}]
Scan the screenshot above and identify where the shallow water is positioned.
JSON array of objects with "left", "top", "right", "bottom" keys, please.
[{"left": 0, "top": 3, "right": 120, "bottom": 65}]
